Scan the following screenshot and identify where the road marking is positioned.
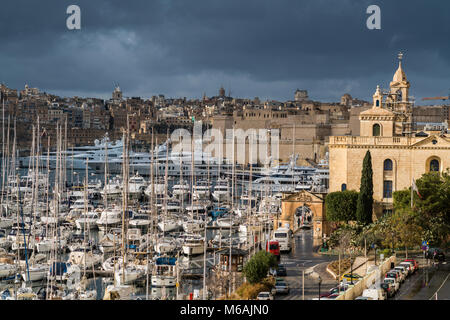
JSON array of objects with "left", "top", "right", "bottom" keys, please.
[{"left": 429, "top": 272, "right": 450, "bottom": 300}]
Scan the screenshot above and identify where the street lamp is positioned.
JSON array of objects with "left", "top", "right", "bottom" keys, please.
[
  {"left": 350, "top": 253, "right": 354, "bottom": 285},
  {"left": 318, "top": 276, "right": 322, "bottom": 300}
]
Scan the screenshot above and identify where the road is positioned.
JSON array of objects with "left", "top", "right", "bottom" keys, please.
[
  {"left": 274, "top": 231, "right": 450, "bottom": 300},
  {"left": 275, "top": 228, "right": 338, "bottom": 300},
  {"left": 393, "top": 254, "right": 450, "bottom": 300}
]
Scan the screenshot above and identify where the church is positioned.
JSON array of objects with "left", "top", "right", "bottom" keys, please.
[{"left": 329, "top": 53, "right": 450, "bottom": 218}]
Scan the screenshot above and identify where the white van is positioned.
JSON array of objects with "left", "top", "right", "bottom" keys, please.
[
  {"left": 362, "top": 288, "right": 386, "bottom": 300},
  {"left": 273, "top": 227, "right": 291, "bottom": 252}
]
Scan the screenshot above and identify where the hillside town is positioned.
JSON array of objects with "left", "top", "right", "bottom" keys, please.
[{"left": 0, "top": 54, "right": 449, "bottom": 302}]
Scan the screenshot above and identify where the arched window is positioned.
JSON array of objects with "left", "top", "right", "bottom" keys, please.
[
  {"left": 373, "top": 124, "right": 381, "bottom": 136},
  {"left": 341, "top": 183, "right": 347, "bottom": 191},
  {"left": 383, "top": 180, "right": 393, "bottom": 198},
  {"left": 384, "top": 159, "right": 393, "bottom": 171},
  {"left": 430, "top": 159, "right": 440, "bottom": 172},
  {"left": 376, "top": 100, "right": 380, "bottom": 107}
]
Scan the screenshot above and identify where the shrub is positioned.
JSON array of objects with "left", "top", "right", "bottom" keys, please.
[
  {"left": 243, "top": 251, "right": 278, "bottom": 284},
  {"left": 325, "top": 190, "right": 359, "bottom": 222}
]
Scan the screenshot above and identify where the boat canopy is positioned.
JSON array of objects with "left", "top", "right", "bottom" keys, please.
[{"left": 156, "top": 257, "right": 177, "bottom": 265}]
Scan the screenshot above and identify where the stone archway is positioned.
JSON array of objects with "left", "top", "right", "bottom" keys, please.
[
  {"left": 294, "top": 205, "right": 312, "bottom": 229},
  {"left": 275, "top": 190, "right": 329, "bottom": 241}
]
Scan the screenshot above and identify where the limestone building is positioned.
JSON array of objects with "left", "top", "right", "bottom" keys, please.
[{"left": 329, "top": 54, "right": 450, "bottom": 218}]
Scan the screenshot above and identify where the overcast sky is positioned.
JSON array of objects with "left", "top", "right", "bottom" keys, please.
[{"left": 1, "top": 0, "right": 449, "bottom": 104}]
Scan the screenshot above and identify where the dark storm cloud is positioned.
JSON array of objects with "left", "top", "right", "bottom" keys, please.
[{"left": 0, "top": 0, "right": 449, "bottom": 103}]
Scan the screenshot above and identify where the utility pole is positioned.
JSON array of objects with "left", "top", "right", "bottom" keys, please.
[{"left": 302, "top": 269, "right": 305, "bottom": 300}]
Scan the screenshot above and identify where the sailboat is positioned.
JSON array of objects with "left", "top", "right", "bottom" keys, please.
[{"left": 151, "top": 256, "right": 177, "bottom": 287}]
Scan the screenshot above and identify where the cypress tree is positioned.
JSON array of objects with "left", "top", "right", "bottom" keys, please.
[{"left": 356, "top": 150, "right": 374, "bottom": 224}]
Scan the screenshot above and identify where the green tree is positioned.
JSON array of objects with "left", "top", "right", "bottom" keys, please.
[
  {"left": 393, "top": 170, "right": 450, "bottom": 247},
  {"left": 393, "top": 190, "right": 410, "bottom": 210},
  {"left": 356, "top": 150, "right": 373, "bottom": 225},
  {"left": 243, "top": 251, "right": 277, "bottom": 284},
  {"left": 325, "top": 190, "right": 359, "bottom": 222}
]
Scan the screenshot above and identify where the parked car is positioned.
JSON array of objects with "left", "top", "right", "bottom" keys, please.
[
  {"left": 257, "top": 291, "right": 274, "bottom": 300},
  {"left": 394, "top": 265, "right": 408, "bottom": 279},
  {"left": 272, "top": 282, "right": 290, "bottom": 295},
  {"left": 341, "top": 273, "right": 362, "bottom": 284},
  {"left": 403, "top": 259, "right": 419, "bottom": 272},
  {"left": 380, "top": 282, "right": 394, "bottom": 298},
  {"left": 426, "top": 248, "right": 445, "bottom": 262},
  {"left": 390, "top": 268, "right": 405, "bottom": 283},
  {"left": 362, "top": 288, "right": 386, "bottom": 300},
  {"left": 320, "top": 284, "right": 351, "bottom": 298},
  {"left": 383, "top": 277, "right": 399, "bottom": 293},
  {"left": 399, "top": 261, "right": 414, "bottom": 275},
  {"left": 385, "top": 271, "right": 400, "bottom": 283}
]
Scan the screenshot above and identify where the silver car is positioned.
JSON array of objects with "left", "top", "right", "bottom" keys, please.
[
  {"left": 257, "top": 291, "right": 274, "bottom": 300},
  {"left": 273, "top": 282, "right": 290, "bottom": 294}
]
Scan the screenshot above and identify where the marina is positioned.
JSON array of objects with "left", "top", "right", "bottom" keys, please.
[{"left": 0, "top": 123, "right": 328, "bottom": 300}]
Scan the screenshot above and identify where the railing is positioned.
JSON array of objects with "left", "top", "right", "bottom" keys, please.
[{"left": 329, "top": 136, "right": 416, "bottom": 146}]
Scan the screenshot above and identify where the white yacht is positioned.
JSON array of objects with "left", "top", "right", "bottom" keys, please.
[
  {"left": 75, "top": 212, "right": 100, "bottom": 230},
  {"left": 19, "top": 135, "right": 124, "bottom": 170},
  {"left": 0, "top": 263, "right": 16, "bottom": 278},
  {"left": 172, "top": 180, "right": 190, "bottom": 201},
  {"left": 144, "top": 177, "right": 167, "bottom": 198},
  {"left": 151, "top": 257, "right": 177, "bottom": 287},
  {"left": 157, "top": 219, "right": 181, "bottom": 233},
  {"left": 154, "top": 237, "right": 179, "bottom": 255},
  {"left": 212, "top": 178, "right": 230, "bottom": 203},
  {"left": 101, "top": 176, "right": 123, "bottom": 199},
  {"left": 182, "top": 218, "right": 205, "bottom": 233},
  {"left": 127, "top": 173, "right": 148, "bottom": 197},
  {"left": 192, "top": 180, "right": 211, "bottom": 201},
  {"left": 114, "top": 265, "right": 146, "bottom": 286},
  {"left": 182, "top": 235, "right": 205, "bottom": 256},
  {"left": 21, "top": 264, "right": 49, "bottom": 282},
  {"left": 68, "top": 248, "right": 103, "bottom": 268},
  {"left": 128, "top": 213, "right": 153, "bottom": 230},
  {"left": 96, "top": 208, "right": 123, "bottom": 232}
]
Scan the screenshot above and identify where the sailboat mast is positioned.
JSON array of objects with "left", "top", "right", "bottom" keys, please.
[
  {"left": 146, "top": 129, "right": 154, "bottom": 300},
  {"left": 121, "top": 130, "right": 128, "bottom": 284},
  {"left": 190, "top": 127, "right": 194, "bottom": 219},
  {"left": 1, "top": 98, "right": 5, "bottom": 211}
]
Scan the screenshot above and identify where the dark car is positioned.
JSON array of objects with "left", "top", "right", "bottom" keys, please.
[
  {"left": 277, "top": 265, "right": 287, "bottom": 276},
  {"left": 426, "top": 248, "right": 445, "bottom": 262},
  {"left": 380, "top": 282, "right": 394, "bottom": 298}
]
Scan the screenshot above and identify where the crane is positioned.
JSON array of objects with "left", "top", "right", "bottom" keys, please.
[
  {"left": 422, "top": 96, "right": 449, "bottom": 101},
  {"left": 422, "top": 89, "right": 450, "bottom": 102}
]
